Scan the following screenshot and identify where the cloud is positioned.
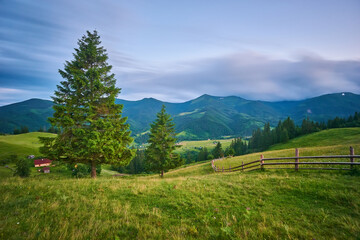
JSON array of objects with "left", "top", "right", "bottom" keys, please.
[
  {"left": 118, "top": 52, "right": 360, "bottom": 102},
  {"left": 1, "top": 1, "right": 359, "bottom": 105},
  {"left": 0, "top": 87, "right": 52, "bottom": 106}
]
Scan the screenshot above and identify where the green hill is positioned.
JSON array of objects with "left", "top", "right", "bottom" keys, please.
[
  {"left": 0, "top": 132, "right": 56, "bottom": 160},
  {"left": 269, "top": 128, "right": 360, "bottom": 150}
]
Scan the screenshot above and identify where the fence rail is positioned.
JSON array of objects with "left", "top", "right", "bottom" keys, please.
[{"left": 211, "top": 146, "right": 360, "bottom": 173}]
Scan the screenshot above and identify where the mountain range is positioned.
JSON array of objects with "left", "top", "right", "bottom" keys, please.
[{"left": 0, "top": 92, "right": 359, "bottom": 140}]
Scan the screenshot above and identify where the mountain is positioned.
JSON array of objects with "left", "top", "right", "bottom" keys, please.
[
  {"left": 1, "top": 93, "right": 360, "bottom": 140},
  {"left": 0, "top": 99, "right": 54, "bottom": 133}
]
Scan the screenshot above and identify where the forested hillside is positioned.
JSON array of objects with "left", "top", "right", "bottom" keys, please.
[{"left": 1, "top": 92, "right": 360, "bottom": 140}]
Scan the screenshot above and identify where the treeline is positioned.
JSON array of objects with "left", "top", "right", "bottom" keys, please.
[
  {"left": 112, "top": 149, "right": 145, "bottom": 174},
  {"left": 38, "top": 126, "right": 60, "bottom": 134},
  {"left": 13, "top": 125, "right": 60, "bottom": 134},
  {"left": 13, "top": 126, "right": 29, "bottom": 135},
  {"left": 249, "top": 112, "right": 360, "bottom": 152},
  {"left": 327, "top": 112, "right": 360, "bottom": 128}
]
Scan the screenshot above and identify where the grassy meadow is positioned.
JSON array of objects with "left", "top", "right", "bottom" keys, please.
[
  {"left": 0, "top": 128, "right": 360, "bottom": 239},
  {"left": 175, "top": 138, "right": 234, "bottom": 155},
  {"left": 0, "top": 132, "right": 56, "bottom": 160}
]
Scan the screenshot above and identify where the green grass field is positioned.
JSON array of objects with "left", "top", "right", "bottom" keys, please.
[
  {"left": 269, "top": 128, "right": 360, "bottom": 150},
  {"left": 0, "top": 132, "right": 56, "bottom": 160},
  {"left": 0, "top": 128, "right": 360, "bottom": 239},
  {"left": 176, "top": 138, "right": 234, "bottom": 154}
]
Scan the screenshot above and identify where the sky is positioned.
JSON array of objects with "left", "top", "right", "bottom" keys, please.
[{"left": 0, "top": 0, "right": 360, "bottom": 106}]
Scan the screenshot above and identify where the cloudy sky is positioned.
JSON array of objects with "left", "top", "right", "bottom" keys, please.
[{"left": 1, "top": 0, "right": 360, "bottom": 105}]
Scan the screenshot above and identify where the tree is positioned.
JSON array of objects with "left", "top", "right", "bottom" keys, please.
[
  {"left": 14, "top": 158, "right": 30, "bottom": 178},
  {"left": 282, "top": 117, "right": 296, "bottom": 139},
  {"left": 127, "top": 149, "right": 145, "bottom": 174},
  {"left": 40, "top": 30, "right": 135, "bottom": 178},
  {"left": 21, "top": 126, "right": 29, "bottom": 134},
  {"left": 197, "top": 147, "right": 209, "bottom": 162},
  {"left": 145, "top": 105, "right": 183, "bottom": 177},
  {"left": 225, "top": 147, "right": 235, "bottom": 157},
  {"left": 212, "top": 142, "right": 224, "bottom": 158},
  {"left": 13, "top": 128, "right": 21, "bottom": 135},
  {"left": 280, "top": 129, "right": 289, "bottom": 143}
]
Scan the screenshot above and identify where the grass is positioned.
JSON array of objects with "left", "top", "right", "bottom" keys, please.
[
  {"left": 269, "top": 128, "right": 360, "bottom": 150},
  {"left": 0, "top": 128, "right": 360, "bottom": 239},
  {"left": 0, "top": 132, "right": 56, "bottom": 160},
  {"left": 0, "top": 171, "right": 359, "bottom": 239},
  {"left": 215, "top": 128, "right": 360, "bottom": 170},
  {"left": 176, "top": 138, "right": 234, "bottom": 154}
]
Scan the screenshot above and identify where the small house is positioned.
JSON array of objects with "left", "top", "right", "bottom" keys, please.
[
  {"left": 42, "top": 167, "right": 50, "bottom": 173},
  {"left": 34, "top": 158, "right": 52, "bottom": 167}
]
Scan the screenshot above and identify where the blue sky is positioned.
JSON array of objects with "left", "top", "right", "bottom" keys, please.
[{"left": 0, "top": 0, "right": 359, "bottom": 105}]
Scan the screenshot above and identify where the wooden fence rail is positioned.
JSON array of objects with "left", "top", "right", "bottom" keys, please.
[{"left": 211, "top": 146, "right": 360, "bottom": 173}]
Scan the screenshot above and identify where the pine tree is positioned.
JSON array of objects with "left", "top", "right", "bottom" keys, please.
[
  {"left": 145, "top": 105, "right": 183, "bottom": 177},
  {"left": 212, "top": 142, "right": 224, "bottom": 158},
  {"left": 197, "top": 147, "right": 209, "bottom": 161},
  {"left": 283, "top": 117, "right": 296, "bottom": 139},
  {"left": 39, "top": 30, "right": 135, "bottom": 178}
]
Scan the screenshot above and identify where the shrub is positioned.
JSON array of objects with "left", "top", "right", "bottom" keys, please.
[
  {"left": 14, "top": 158, "right": 31, "bottom": 177},
  {"left": 68, "top": 163, "right": 102, "bottom": 178}
]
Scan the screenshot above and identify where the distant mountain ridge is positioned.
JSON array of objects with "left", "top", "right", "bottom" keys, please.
[{"left": 1, "top": 92, "right": 359, "bottom": 140}]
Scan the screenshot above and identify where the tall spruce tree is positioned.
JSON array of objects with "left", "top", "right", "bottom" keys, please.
[
  {"left": 40, "top": 30, "right": 135, "bottom": 178},
  {"left": 145, "top": 105, "right": 183, "bottom": 177}
]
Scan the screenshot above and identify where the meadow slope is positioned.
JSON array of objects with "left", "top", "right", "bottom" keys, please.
[
  {"left": 0, "top": 128, "right": 359, "bottom": 239},
  {"left": 0, "top": 132, "right": 56, "bottom": 160},
  {"left": 215, "top": 128, "right": 360, "bottom": 169}
]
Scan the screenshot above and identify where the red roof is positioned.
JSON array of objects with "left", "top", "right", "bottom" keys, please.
[{"left": 34, "top": 159, "right": 52, "bottom": 165}]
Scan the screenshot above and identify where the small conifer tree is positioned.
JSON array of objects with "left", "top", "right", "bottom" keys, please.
[{"left": 146, "top": 105, "right": 183, "bottom": 177}]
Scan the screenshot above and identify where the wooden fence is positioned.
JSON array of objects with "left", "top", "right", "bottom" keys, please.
[{"left": 211, "top": 146, "right": 360, "bottom": 172}]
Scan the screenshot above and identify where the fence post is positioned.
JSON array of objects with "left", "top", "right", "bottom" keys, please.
[
  {"left": 260, "top": 154, "right": 264, "bottom": 170},
  {"left": 222, "top": 166, "right": 224, "bottom": 172},
  {"left": 242, "top": 161, "right": 244, "bottom": 171},
  {"left": 295, "top": 148, "right": 299, "bottom": 171},
  {"left": 350, "top": 146, "right": 354, "bottom": 169},
  {"left": 229, "top": 165, "right": 231, "bottom": 172}
]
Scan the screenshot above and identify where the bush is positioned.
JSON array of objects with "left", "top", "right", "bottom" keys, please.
[
  {"left": 14, "top": 158, "right": 31, "bottom": 177},
  {"left": 72, "top": 164, "right": 89, "bottom": 178},
  {"left": 68, "top": 163, "right": 102, "bottom": 178}
]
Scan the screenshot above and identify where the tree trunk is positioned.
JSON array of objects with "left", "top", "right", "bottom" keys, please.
[
  {"left": 91, "top": 162, "right": 97, "bottom": 178},
  {"left": 160, "top": 170, "right": 164, "bottom": 178}
]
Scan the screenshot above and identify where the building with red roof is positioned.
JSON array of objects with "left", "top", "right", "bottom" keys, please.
[{"left": 34, "top": 158, "right": 52, "bottom": 167}]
